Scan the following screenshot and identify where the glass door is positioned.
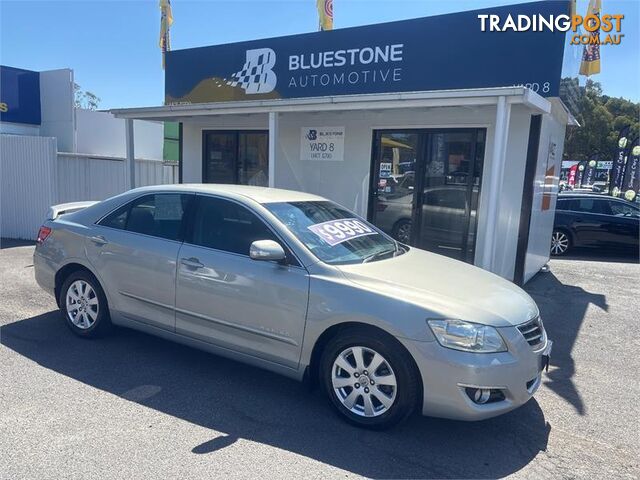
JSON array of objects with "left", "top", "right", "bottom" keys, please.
[
  {"left": 369, "top": 131, "right": 422, "bottom": 244},
  {"left": 203, "top": 132, "right": 238, "bottom": 184},
  {"left": 419, "top": 130, "right": 484, "bottom": 261},
  {"left": 238, "top": 132, "right": 269, "bottom": 186},
  {"left": 202, "top": 130, "right": 269, "bottom": 185},
  {"left": 370, "top": 129, "right": 485, "bottom": 263}
]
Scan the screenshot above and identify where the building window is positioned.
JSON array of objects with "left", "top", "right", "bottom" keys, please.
[{"left": 202, "top": 130, "right": 268, "bottom": 186}]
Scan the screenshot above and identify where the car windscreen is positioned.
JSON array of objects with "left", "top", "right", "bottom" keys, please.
[{"left": 265, "top": 201, "right": 404, "bottom": 265}]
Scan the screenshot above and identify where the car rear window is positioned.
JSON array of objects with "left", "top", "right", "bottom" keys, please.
[{"left": 98, "top": 193, "right": 191, "bottom": 241}]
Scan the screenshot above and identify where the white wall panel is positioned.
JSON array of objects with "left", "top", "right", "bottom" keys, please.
[
  {"left": 75, "top": 110, "right": 163, "bottom": 159},
  {"left": 524, "top": 100, "right": 568, "bottom": 283},
  {"left": 39, "top": 69, "right": 75, "bottom": 152},
  {"left": 1, "top": 135, "right": 57, "bottom": 240}
]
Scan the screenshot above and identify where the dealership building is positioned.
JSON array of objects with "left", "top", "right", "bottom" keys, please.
[{"left": 112, "top": 0, "right": 577, "bottom": 285}]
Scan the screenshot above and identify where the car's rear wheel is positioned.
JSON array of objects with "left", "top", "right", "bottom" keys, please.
[
  {"left": 59, "top": 271, "right": 111, "bottom": 337},
  {"left": 550, "top": 229, "right": 571, "bottom": 256},
  {"left": 320, "top": 327, "right": 419, "bottom": 429}
]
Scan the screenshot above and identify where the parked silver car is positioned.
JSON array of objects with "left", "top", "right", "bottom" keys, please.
[{"left": 34, "top": 185, "right": 551, "bottom": 429}]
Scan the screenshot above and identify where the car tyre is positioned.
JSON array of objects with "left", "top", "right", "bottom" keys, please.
[
  {"left": 550, "top": 229, "right": 571, "bottom": 256},
  {"left": 320, "top": 327, "right": 419, "bottom": 430},
  {"left": 59, "top": 270, "right": 112, "bottom": 338},
  {"left": 392, "top": 219, "right": 412, "bottom": 244}
]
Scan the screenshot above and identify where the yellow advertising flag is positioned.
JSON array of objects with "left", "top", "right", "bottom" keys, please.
[
  {"left": 579, "top": 0, "right": 601, "bottom": 76},
  {"left": 159, "top": 0, "right": 174, "bottom": 69},
  {"left": 317, "top": 0, "right": 333, "bottom": 31}
]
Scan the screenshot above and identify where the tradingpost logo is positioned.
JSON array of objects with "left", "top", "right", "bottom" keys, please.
[
  {"left": 477, "top": 12, "right": 625, "bottom": 46},
  {"left": 226, "top": 48, "right": 277, "bottom": 94}
]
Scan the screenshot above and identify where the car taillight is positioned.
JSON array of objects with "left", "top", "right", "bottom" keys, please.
[{"left": 36, "top": 226, "right": 52, "bottom": 245}]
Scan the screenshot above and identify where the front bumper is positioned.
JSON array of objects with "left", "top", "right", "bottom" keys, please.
[{"left": 402, "top": 325, "right": 551, "bottom": 421}]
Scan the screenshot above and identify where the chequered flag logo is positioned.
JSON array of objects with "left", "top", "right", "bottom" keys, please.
[{"left": 226, "top": 48, "right": 277, "bottom": 94}]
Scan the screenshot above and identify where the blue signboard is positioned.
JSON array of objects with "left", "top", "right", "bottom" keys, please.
[
  {"left": 166, "top": 1, "right": 568, "bottom": 105},
  {"left": 0, "top": 65, "right": 41, "bottom": 125}
]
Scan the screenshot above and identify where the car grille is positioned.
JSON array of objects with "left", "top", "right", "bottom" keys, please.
[{"left": 517, "top": 317, "right": 545, "bottom": 348}]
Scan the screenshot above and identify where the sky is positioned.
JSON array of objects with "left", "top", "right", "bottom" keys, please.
[{"left": 1, "top": 0, "right": 638, "bottom": 109}]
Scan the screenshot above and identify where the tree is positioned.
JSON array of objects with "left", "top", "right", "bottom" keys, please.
[
  {"left": 74, "top": 83, "right": 101, "bottom": 110},
  {"left": 563, "top": 80, "right": 640, "bottom": 161}
]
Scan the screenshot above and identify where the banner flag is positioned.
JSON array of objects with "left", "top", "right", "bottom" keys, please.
[
  {"left": 610, "top": 125, "right": 631, "bottom": 197},
  {"left": 576, "top": 161, "right": 587, "bottom": 187},
  {"left": 620, "top": 139, "right": 640, "bottom": 202},
  {"left": 317, "top": 0, "right": 333, "bottom": 31},
  {"left": 567, "top": 164, "right": 578, "bottom": 187},
  {"left": 159, "top": 0, "right": 174, "bottom": 69},
  {"left": 579, "top": 0, "right": 601, "bottom": 76},
  {"left": 583, "top": 155, "right": 598, "bottom": 186}
]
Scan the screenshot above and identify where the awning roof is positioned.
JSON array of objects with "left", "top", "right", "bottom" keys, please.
[{"left": 110, "top": 86, "right": 552, "bottom": 122}]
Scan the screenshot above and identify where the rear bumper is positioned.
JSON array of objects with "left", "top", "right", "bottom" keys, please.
[
  {"left": 34, "top": 251, "right": 57, "bottom": 298},
  {"left": 402, "top": 327, "right": 551, "bottom": 421}
]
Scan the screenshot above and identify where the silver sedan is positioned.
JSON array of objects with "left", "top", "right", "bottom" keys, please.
[{"left": 34, "top": 184, "right": 551, "bottom": 429}]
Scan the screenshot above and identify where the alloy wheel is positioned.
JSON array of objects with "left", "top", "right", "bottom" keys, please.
[
  {"left": 396, "top": 223, "right": 411, "bottom": 244},
  {"left": 331, "top": 346, "right": 397, "bottom": 417},
  {"left": 551, "top": 231, "right": 569, "bottom": 255},
  {"left": 65, "top": 280, "right": 99, "bottom": 329}
]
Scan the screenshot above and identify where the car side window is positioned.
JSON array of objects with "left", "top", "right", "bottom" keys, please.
[
  {"left": 190, "top": 196, "right": 278, "bottom": 255},
  {"left": 425, "top": 189, "right": 466, "bottom": 210},
  {"left": 570, "top": 198, "right": 606, "bottom": 214},
  {"left": 594, "top": 200, "right": 612, "bottom": 215},
  {"left": 609, "top": 201, "right": 639, "bottom": 216},
  {"left": 99, "top": 205, "right": 128, "bottom": 229},
  {"left": 98, "top": 193, "right": 190, "bottom": 241},
  {"left": 557, "top": 199, "right": 572, "bottom": 210}
]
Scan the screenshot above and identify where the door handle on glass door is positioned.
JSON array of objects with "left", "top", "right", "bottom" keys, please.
[{"left": 181, "top": 257, "right": 204, "bottom": 269}]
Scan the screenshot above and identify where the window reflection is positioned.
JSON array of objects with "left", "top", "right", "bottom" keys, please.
[
  {"left": 203, "top": 131, "right": 269, "bottom": 186},
  {"left": 371, "top": 129, "right": 485, "bottom": 263}
]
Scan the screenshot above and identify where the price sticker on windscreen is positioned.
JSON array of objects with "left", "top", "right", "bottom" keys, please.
[{"left": 307, "top": 218, "right": 377, "bottom": 246}]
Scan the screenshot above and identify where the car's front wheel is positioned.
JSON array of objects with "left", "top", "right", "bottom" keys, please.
[
  {"left": 59, "top": 270, "right": 111, "bottom": 338},
  {"left": 320, "top": 327, "right": 419, "bottom": 429},
  {"left": 392, "top": 219, "right": 412, "bottom": 244},
  {"left": 550, "top": 229, "right": 571, "bottom": 256}
]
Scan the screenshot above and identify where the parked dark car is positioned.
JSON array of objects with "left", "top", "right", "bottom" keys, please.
[{"left": 551, "top": 193, "right": 639, "bottom": 255}]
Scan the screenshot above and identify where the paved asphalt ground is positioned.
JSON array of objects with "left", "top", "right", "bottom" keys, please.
[{"left": 1, "top": 241, "right": 638, "bottom": 479}]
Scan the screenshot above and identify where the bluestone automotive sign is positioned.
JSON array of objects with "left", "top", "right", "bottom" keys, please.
[{"left": 165, "top": 0, "right": 568, "bottom": 104}]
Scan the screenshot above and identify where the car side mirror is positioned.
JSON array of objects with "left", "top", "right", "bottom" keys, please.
[{"left": 249, "top": 240, "right": 286, "bottom": 262}]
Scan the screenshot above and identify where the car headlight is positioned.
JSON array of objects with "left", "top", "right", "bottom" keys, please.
[{"left": 427, "top": 319, "right": 507, "bottom": 353}]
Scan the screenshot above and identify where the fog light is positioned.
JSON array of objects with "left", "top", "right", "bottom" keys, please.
[
  {"left": 465, "top": 387, "right": 505, "bottom": 405},
  {"left": 475, "top": 388, "right": 491, "bottom": 404}
]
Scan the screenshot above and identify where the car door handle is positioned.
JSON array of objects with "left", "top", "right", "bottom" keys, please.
[
  {"left": 89, "top": 235, "right": 108, "bottom": 245},
  {"left": 181, "top": 257, "right": 204, "bottom": 269}
]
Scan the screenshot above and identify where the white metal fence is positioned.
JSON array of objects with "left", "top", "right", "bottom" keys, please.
[
  {"left": 56, "top": 153, "right": 178, "bottom": 204},
  {"left": 1, "top": 135, "right": 58, "bottom": 240},
  {"left": 1, "top": 134, "right": 178, "bottom": 240}
]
